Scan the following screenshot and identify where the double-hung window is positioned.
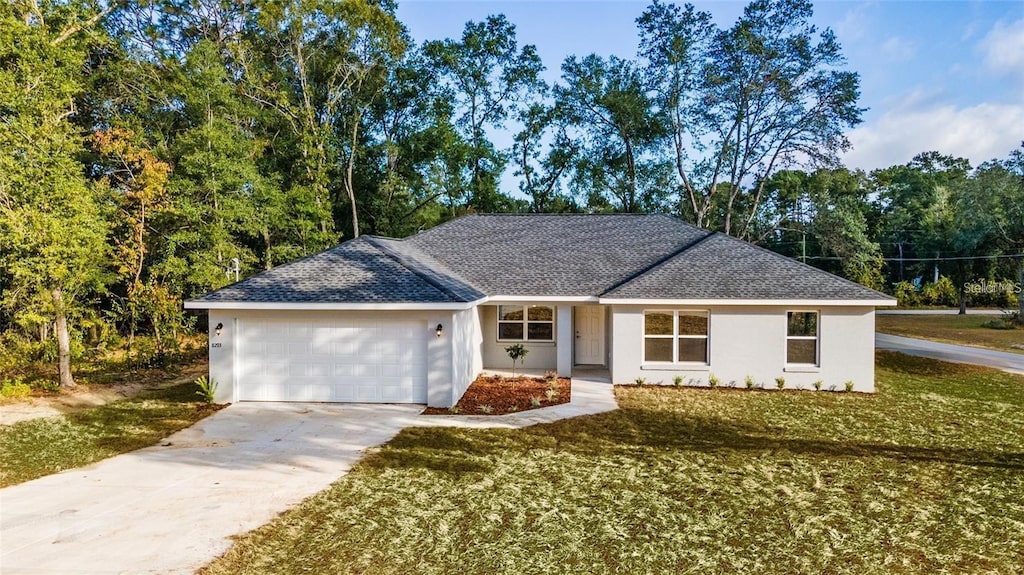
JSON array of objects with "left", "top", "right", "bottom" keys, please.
[
  {"left": 786, "top": 311, "right": 819, "bottom": 365},
  {"left": 497, "top": 305, "right": 554, "bottom": 342},
  {"left": 643, "top": 311, "right": 709, "bottom": 364}
]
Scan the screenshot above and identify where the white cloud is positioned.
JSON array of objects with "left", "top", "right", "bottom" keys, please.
[
  {"left": 879, "top": 36, "right": 916, "bottom": 62},
  {"left": 979, "top": 18, "right": 1024, "bottom": 73},
  {"left": 834, "top": 1, "right": 876, "bottom": 42},
  {"left": 842, "top": 101, "right": 1024, "bottom": 171}
]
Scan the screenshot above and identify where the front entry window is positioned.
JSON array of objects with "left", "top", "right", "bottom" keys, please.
[
  {"left": 498, "top": 305, "right": 554, "bottom": 342},
  {"left": 644, "top": 310, "right": 709, "bottom": 364}
]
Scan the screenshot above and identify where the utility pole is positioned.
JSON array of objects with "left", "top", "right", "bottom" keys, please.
[{"left": 1017, "top": 253, "right": 1023, "bottom": 320}]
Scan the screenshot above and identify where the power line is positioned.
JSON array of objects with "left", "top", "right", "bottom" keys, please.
[{"left": 805, "top": 254, "right": 1022, "bottom": 262}]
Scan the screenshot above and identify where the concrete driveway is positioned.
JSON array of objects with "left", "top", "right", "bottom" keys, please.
[
  {"left": 0, "top": 403, "right": 424, "bottom": 575},
  {"left": 876, "top": 333, "right": 1024, "bottom": 375}
]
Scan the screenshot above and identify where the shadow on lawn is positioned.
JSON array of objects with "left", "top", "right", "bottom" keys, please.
[{"left": 369, "top": 407, "right": 1024, "bottom": 475}]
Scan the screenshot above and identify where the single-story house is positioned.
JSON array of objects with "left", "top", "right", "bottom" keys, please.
[{"left": 185, "top": 214, "right": 895, "bottom": 406}]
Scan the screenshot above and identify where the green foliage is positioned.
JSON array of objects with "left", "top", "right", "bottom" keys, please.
[
  {"left": 634, "top": 377, "right": 646, "bottom": 387},
  {"left": 775, "top": 376, "right": 786, "bottom": 390},
  {"left": 844, "top": 381, "right": 855, "bottom": 393},
  {"left": 673, "top": 375, "right": 684, "bottom": 387},
  {"left": 813, "top": 379, "right": 824, "bottom": 391},
  {"left": 1, "top": 378, "right": 32, "bottom": 399},
  {"left": 478, "top": 404, "right": 493, "bottom": 414},
  {"left": 504, "top": 344, "right": 529, "bottom": 376},
  {"left": 744, "top": 375, "right": 755, "bottom": 389},
  {"left": 529, "top": 396, "right": 542, "bottom": 408},
  {"left": 194, "top": 376, "right": 218, "bottom": 405}
]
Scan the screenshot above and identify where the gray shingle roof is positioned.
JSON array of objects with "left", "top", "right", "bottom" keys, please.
[
  {"left": 603, "top": 233, "right": 889, "bottom": 300},
  {"left": 190, "top": 238, "right": 476, "bottom": 304},
  {"left": 405, "top": 214, "right": 709, "bottom": 296},
  {"left": 189, "top": 214, "right": 894, "bottom": 305}
]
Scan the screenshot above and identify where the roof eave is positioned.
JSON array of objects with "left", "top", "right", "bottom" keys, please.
[
  {"left": 183, "top": 298, "right": 487, "bottom": 311},
  {"left": 598, "top": 297, "right": 898, "bottom": 307}
]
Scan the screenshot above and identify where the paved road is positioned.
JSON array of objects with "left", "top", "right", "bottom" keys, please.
[
  {"left": 876, "top": 333, "right": 1024, "bottom": 375},
  {"left": 0, "top": 403, "right": 424, "bottom": 575}
]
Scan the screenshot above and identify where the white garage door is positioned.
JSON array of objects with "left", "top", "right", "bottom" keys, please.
[{"left": 236, "top": 317, "right": 429, "bottom": 403}]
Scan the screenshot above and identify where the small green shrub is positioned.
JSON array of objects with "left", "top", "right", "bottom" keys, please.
[
  {"left": 813, "top": 379, "right": 823, "bottom": 391},
  {"left": 504, "top": 344, "right": 529, "bottom": 376},
  {"left": 545, "top": 388, "right": 557, "bottom": 401},
  {"left": 744, "top": 375, "right": 755, "bottom": 389},
  {"left": 635, "top": 377, "right": 646, "bottom": 387},
  {"left": 478, "top": 404, "right": 493, "bottom": 414},
  {"left": 775, "top": 376, "right": 785, "bottom": 390},
  {"left": 1, "top": 378, "right": 32, "bottom": 399},
  {"left": 530, "top": 396, "right": 542, "bottom": 408},
  {"left": 194, "top": 376, "right": 218, "bottom": 404},
  {"left": 673, "top": 375, "right": 683, "bottom": 387},
  {"left": 708, "top": 373, "right": 720, "bottom": 388},
  {"left": 844, "top": 381, "right": 855, "bottom": 392},
  {"left": 508, "top": 405, "right": 519, "bottom": 412}
]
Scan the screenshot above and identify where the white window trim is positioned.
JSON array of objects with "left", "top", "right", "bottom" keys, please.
[
  {"left": 642, "top": 310, "right": 710, "bottom": 365},
  {"left": 785, "top": 310, "right": 820, "bottom": 367},
  {"left": 496, "top": 304, "right": 555, "bottom": 343}
]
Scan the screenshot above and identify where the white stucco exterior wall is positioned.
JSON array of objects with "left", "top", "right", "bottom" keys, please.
[
  {"left": 478, "top": 305, "right": 558, "bottom": 371},
  {"left": 609, "top": 305, "right": 877, "bottom": 392},
  {"left": 450, "top": 306, "right": 484, "bottom": 406}
]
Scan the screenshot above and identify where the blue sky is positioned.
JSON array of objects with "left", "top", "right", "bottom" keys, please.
[{"left": 397, "top": 0, "right": 1024, "bottom": 185}]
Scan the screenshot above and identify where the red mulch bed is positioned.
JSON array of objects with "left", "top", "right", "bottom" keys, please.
[{"left": 422, "top": 374, "right": 571, "bottom": 415}]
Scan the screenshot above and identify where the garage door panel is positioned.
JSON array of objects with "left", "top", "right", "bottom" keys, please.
[{"left": 238, "top": 318, "right": 428, "bottom": 403}]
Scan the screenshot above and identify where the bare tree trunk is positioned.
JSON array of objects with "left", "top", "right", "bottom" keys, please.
[{"left": 52, "top": 288, "right": 76, "bottom": 389}]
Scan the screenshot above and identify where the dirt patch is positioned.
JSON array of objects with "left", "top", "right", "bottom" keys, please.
[
  {"left": 0, "top": 361, "right": 208, "bottom": 426},
  {"left": 422, "top": 374, "right": 571, "bottom": 415}
]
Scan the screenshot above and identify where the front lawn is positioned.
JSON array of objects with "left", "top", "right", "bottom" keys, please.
[
  {"left": 877, "top": 313, "right": 1024, "bottom": 354},
  {"left": 0, "top": 381, "right": 223, "bottom": 487},
  {"left": 202, "top": 352, "right": 1024, "bottom": 575}
]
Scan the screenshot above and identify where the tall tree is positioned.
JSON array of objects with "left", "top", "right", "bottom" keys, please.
[
  {"left": 638, "top": 0, "right": 862, "bottom": 236},
  {"left": 236, "top": 0, "right": 404, "bottom": 241},
  {"left": 512, "top": 101, "right": 578, "bottom": 212},
  {"left": 424, "top": 15, "right": 544, "bottom": 212},
  {"left": 0, "top": 0, "right": 111, "bottom": 387},
  {"left": 556, "top": 55, "right": 671, "bottom": 213}
]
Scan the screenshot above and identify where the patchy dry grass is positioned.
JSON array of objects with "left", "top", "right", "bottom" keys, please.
[
  {"left": 203, "top": 352, "right": 1024, "bottom": 575},
  {"left": 877, "top": 313, "right": 1024, "bottom": 354},
  {"left": 0, "top": 382, "right": 223, "bottom": 487}
]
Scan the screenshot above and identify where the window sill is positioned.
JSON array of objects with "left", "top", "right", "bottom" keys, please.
[
  {"left": 642, "top": 364, "right": 710, "bottom": 372},
  {"left": 784, "top": 365, "right": 821, "bottom": 373},
  {"left": 496, "top": 340, "right": 556, "bottom": 347}
]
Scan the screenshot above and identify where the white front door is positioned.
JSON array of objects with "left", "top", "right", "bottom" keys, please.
[{"left": 574, "top": 306, "right": 605, "bottom": 365}]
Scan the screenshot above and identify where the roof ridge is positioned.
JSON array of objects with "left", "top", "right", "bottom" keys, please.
[
  {"left": 599, "top": 230, "right": 716, "bottom": 297},
  {"left": 706, "top": 233, "right": 894, "bottom": 300},
  {"left": 364, "top": 236, "right": 482, "bottom": 302}
]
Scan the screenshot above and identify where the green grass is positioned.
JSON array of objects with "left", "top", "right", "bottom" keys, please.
[
  {"left": 877, "top": 313, "right": 1024, "bottom": 354},
  {"left": 202, "top": 352, "right": 1024, "bottom": 575},
  {"left": 0, "top": 382, "right": 222, "bottom": 487}
]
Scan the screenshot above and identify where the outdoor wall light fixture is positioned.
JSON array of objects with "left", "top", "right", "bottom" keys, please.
[
  {"left": 214, "top": 322, "right": 224, "bottom": 337},
  {"left": 435, "top": 323, "right": 444, "bottom": 337}
]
